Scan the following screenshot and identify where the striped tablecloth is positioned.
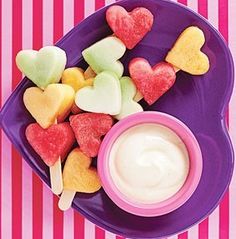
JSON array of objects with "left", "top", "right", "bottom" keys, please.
[{"left": 1, "top": 0, "right": 236, "bottom": 238}]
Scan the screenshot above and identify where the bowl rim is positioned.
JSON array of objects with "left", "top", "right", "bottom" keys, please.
[{"left": 98, "top": 111, "right": 203, "bottom": 217}]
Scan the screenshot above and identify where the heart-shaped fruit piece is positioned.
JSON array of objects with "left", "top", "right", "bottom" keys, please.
[
  {"left": 16, "top": 46, "right": 67, "bottom": 89},
  {"left": 115, "top": 77, "right": 143, "bottom": 120},
  {"left": 25, "top": 123, "right": 75, "bottom": 167},
  {"left": 23, "top": 84, "right": 75, "bottom": 128},
  {"left": 129, "top": 58, "right": 176, "bottom": 105},
  {"left": 165, "top": 26, "right": 210, "bottom": 75},
  {"left": 106, "top": 6, "right": 154, "bottom": 49},
  {"left": 62, "top": 67, "right": 94, "bottom": 92},
  {"left": 75, "top": 71, "right": 122, "bottom": 115},
  {"left": 63, "top": 148, "right": 101, "bottom": 193},
  {"left": 70, "top": 113, "right": 113, "bottom": 157},
  {"left": 82, "top": 36, "right": 126, "bottom": 78}
]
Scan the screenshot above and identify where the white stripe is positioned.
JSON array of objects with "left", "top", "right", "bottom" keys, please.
[
  {"left": 43, "top": 0, "right": 53, "bottom": 46},
  {"left": 188, "top": 225, "right": 198, "bottom": 239},
  {"left": 62, "top": 2, "right": 75, "bottom": 238},
  {"left": 188, "top": 0, "right": 198, "bottom": 12},
  {"left": 1, "top": 0, "right": 12, "bottom": 238},
  {"left": 229, "top": 0, "right": 236, "bottom": 238},
  {"left": 85, "top": 0, "right": 95, "bottom": 17},
  {"left": 105, "top": 231, "right": 116, "bottom": 239},
  {"left": 209, "top": 208, "right": 219, "bottom": 239},
  {"left": 42, "top": 0, "right": 54, "bottom": 238},
  {"left": 63, "top": 0, "right": 74, "bottom": 34},
  {"left": 207, "top": 1, "right": 221, "bottom": 238},
  {"left": 167, "top": 236, "right": 178, "bottom": 239},
  {"left": 1, "top": 134, "right": 12, "bottom": 239},
  {"left": 22, "top": 0, "right": 33, "bottom": 238},
  {"left": 22, "top": 162, "right": 33, "bottom": 239},
  {"left": 42, "top": 185, "right": 53, "bottom": 239},
  {"left": 208, "top": 0, "right": 219, "bottom": 29},
  {"left": 63, "top": 209, "right": 74, "bottom": 239},
  {"left": 85, "top": 219, "right": 95, "bottom": 239},
  {"left": 105, "top": 0, "right": 116, "bottom": 5}
]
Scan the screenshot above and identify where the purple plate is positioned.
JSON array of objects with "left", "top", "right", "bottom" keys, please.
[{"left": 0, "top": 0, "right": 234, "bottom": 238}]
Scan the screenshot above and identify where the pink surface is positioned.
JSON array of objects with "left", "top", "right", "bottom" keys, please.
[
  {"left": 0, "top": 0, "right": 236, "bottom": 238},
  {"left": 98, "top": 112, "right": 203, "bottom": 217}
]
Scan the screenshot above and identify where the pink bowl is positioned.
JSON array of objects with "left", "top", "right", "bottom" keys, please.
[{"left": 98, "top": 111, "right": 203, "bottom": 217}]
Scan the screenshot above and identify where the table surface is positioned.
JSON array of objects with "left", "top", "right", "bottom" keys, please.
[{"left": 1, "top": 0, "right": 236, "bottom": 238}]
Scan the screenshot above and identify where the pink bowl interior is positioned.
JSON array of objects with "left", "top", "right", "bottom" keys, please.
[{"left": 98, "top": 111, "right": 203, "bottom": 217}]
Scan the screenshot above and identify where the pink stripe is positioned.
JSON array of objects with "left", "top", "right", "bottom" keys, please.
[
  {"left": 198, "top": 0, "right": 208, "bottom": 18},
  {"left": 229, "top": 0, "right": 236, "bottom": 238},
  {"left": 116, "top": 236, "right": 125, "bottom": 239},
  {"left": 1, "top": 3, "right": 12, "bottom": 239},
  {"left": 178, "top": 231, "right": 188, "bottom": 239},
  {"left": 74, "top": 212, "right": 85, "bottom": 239},
  {"left": 52, "top": 0, "right": 64, "bottom": 237},
  {"left": 0, "top": 0, "right": 1, "bottom": 234},
  {"left": 74, "top": 0, "right": 84, "bottom": 25},
  {"left": 1, "top": 134, "right": 12, "bottom": 239},
  {"left": 199, "top": 219, "right": 209, "bottom": 239},
  {"left": 218, "top": 1, "right": 229, "bottom": 238},
  {"left": 95, "top": 0, "right": 105, "bottom": 10},
  {"left": 53, "top": 196, "right": 64, "bottom": 239},
  {"left": 95, "top": 1, "right": 106, "bottom": 237},
  {"left": 53, "top": 0, "right": 63, "bottom": 43},
  {"left": 220, "top": 192, "right": 229, "bottom": 239},
  {"left": 95, "top": 227, "right": 105, "bottom": 239},
  {"left": 32, "top": 0, "right": 43, "bottom": 238},
  {"left": 12, "top": 0, "right": 23, "bottom": 238},
  {"left": 63, "top": 0, "right": 74, "bottom": 34},
  {"left": 177, "top": 0, "right": 187, "bottom": 5},
  {"left": 218, "top": 0, "right": 228, "bottom": 42},
  {"left": 22, "top": 0, "right": 33, "bottom": 238},
  {"left": 42, "top": 185, "right": 53, "bottom": 239}
]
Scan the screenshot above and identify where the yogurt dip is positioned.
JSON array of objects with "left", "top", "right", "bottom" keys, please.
[{"left": 109, "top": 123, "right": 189, "bottom": 204}]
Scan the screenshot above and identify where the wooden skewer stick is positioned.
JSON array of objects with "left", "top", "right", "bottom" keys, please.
[
  {"left": 58, "top": 189, "right": 76, "bottom": 211},
  {"left": 133, "top": 90, "right": 143, "bottom": 102},
  {"left": 50, "top": 157, "right": 63, "bottom": 195}
]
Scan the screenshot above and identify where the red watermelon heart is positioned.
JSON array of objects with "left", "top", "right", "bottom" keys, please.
[
  {"left": 26, "top": 122, "right": 75, "bottom": 167},
  {"left": 106, "top": 6, "right": 154, "bottom": 49},
  {"left": 129, "top": 58, "right": 176, "bottom": 105},
  {"left": 70, "top": 113, "right": 113, "bottom": 158}
]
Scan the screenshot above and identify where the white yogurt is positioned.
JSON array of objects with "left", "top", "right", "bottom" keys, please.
[{"left": 109, "top": 123, "right": 189, "bottom": 204}]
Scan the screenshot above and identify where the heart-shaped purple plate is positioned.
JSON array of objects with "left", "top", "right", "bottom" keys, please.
[{"left": 0, "top": 0, "right": 234, "bottom": 238}]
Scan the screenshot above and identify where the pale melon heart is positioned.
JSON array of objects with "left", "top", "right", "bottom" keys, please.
[
  {"left": 115, "top": 77, "right": 143, "bottom": 120},
  {"left": 16, "top": 46, "right": 67, "bottom": 89},
  {"left": 82, "top": 36, "right": 126, "bottom": 78},
  {"left": 75, "top": 71, "right": 121, "bottom": 115}
]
